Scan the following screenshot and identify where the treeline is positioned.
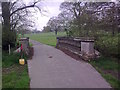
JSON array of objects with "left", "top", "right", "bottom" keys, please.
[
  {"left": 43, "top": 1, "right": 119, "bottom": 37},
  {"left": 43, "top": 1, "right": 120, "bottom": 58}
]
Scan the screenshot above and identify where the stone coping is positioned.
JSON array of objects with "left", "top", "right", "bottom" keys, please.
[
  {"left": 57, "top": 37, "right": 94, "bottom": 42},
  {"left": 19, "top": 37, "right": 29, "bottom": 41}
]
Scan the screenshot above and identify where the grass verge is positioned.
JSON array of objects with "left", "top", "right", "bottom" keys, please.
[
  {"left": 90, "top": 56, "right": 120, "bottom": 88},
  {"left": 2, "top": 64, "right": 29, "bottom": 88},
  {"left": 2, "top": 51, "right": 30, "bottom": 88}
]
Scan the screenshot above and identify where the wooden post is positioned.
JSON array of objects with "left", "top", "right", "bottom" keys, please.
[{"left": 9, "top": 44, "right": 10, "bottom": 55}]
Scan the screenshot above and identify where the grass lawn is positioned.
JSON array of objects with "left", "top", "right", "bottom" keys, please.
[
  {"left": 90, "top": 56, "right": 120, "bottom": 88},
  {"left": 2, "top": 64, "right": 29, "bottom": 88},
  {"left": 2, "top": 51, "right": 30, "bottom": 88},
  {"left": 26, "top": 32, "right": 66, "bottom": 47}
]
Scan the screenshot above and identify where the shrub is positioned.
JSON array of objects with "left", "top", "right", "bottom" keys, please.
[
  {"left": 95, "top": 35, "right": 119, "bottom": 58},
  {"left": 2, "top": 27, "right": 16, "bottom": 50}
]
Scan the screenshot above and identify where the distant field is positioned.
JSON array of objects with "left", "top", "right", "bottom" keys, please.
[{"left": 26, "top": 32, "right": 66, "bottom": 47}]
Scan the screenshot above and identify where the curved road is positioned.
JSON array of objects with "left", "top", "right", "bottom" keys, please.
[{"left": 27, "top": 40, "right": 111, "bottom": 88}]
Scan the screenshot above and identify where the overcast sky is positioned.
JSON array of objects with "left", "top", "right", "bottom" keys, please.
[
  {"left": 0, "top": 0, "right": 117, "bottom": 31},
  {"left": 23, "top": 0, "right": 117, "bottom": 31},
  {"left": 23, "top": 0, "right": 64, "bottom": 31}
]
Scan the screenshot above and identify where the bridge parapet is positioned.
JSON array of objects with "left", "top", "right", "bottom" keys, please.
[
  {"left": 19, "top": 37, "right": 29, "bottom": 55},
  {"left": 56, "top": 37, "right": 99, "bottom": 61}
]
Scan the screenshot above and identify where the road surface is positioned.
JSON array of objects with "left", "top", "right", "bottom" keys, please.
[{"left": 27, "top": 40, "right": 111, "bottom": 88}]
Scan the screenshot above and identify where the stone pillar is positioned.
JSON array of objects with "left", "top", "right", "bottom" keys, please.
[
  {"left": 56, "top": 37, "right": 59, "bottom": 48},
  {"left": 81, "top": 40, "right": 95, "bottom": 60},
  {"left": 19, "top": 37, "right": 29, "bottom": 55}
]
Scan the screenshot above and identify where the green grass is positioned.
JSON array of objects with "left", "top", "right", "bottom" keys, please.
[
  {"left": 2, "top": 53, "right": 20, "bottom": 68},
  {"left": 90, "top": 56, "right": 119, "bottom": 71},
  {"left": 102, "top": 74, "right": 120, "bottom": 88},
  {"left": 2, "top": 52, "right": 27, "bottom": 68},
  {"left": 2, "top": 51, "right": 30, "bottom": 88},
  {"left": 26, "top": 32, "right": 66, "bottom": 47},
  {"left": 90, "top": 56, "right": 120, "bottom": 88},
  {"left": 2, "top": 65, "right": 29, "bottom": 88},
  {"left": 92, "top": 66, "right": 120, "bottom": 88}
]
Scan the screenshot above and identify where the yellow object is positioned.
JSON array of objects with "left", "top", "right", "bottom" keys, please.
[{"left": 19, "top": 59, "right": 25, "bottom": 65}]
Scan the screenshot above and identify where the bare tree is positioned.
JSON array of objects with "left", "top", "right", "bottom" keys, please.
[{"left": 1, "top": 0, "right": 42, "bottom": 50}]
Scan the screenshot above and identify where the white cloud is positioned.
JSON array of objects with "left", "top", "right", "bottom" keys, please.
[{"left": 23, "top": 0, "right": 64, "bottom": 31}]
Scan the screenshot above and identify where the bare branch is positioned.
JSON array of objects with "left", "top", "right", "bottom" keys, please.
[{"left": 10, "top": 1, "right": 39, "bottom": 16}]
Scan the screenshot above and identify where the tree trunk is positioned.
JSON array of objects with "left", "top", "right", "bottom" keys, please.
[
  {"left": 2, "top": 2, "right": 11, "bottom": 31},
  {"left": 2, "top": 2, "right": 16, "bottom": 50}
]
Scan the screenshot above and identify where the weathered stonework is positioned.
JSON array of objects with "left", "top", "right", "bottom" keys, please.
[
  {"left": 19, "top": 37, "right": 29, "bottom": 55},
  {"left": 56, "top": 37, "right": 99, "bottom": 61},
  {"left": 81, "top": 40, "right": 95, "bottom": 61}
]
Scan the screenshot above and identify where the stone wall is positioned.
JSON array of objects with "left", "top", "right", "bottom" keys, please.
[
  {"left": 56, "top": 37, "right": 97, "bottom": 61},
  {"left": 56, "top": 37, "right": 81, "bottom": 54},
  {"left": 19, "top": 37, "right": 29, "bottom": 55}
]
